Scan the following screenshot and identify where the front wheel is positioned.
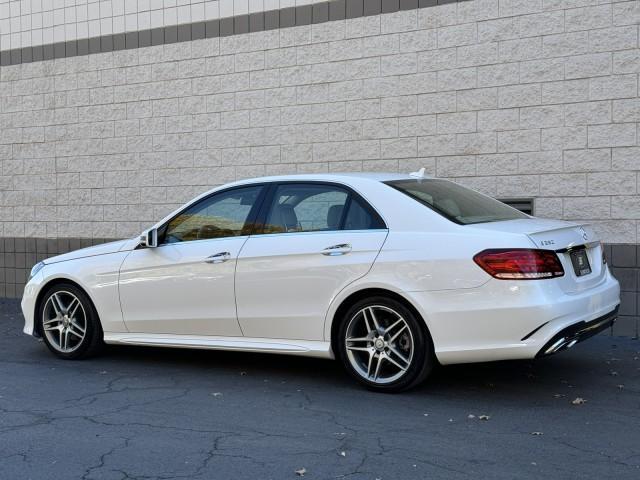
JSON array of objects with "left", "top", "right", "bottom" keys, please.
[
  {"left": 38, "top": 283, "right": 104, "bottom": 360},
  {"left": 336, "top": 296, "right": 434, "bottom": 393}
]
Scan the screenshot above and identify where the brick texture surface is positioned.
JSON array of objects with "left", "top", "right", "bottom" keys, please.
[{"left": 0, "top": 0, "right": 637, "bottom": 241}]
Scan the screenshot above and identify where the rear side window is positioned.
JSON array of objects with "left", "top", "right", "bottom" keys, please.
[
  {"left": 344, "top": 198, "right": 378, "bottom": 230},
  {"left": 386, "top": 179, "right": 528, "bottom": 225}
]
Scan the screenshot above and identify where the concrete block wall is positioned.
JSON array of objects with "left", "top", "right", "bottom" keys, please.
[
  {"left": 607, "top": 244, "right": 640, "bottom": 338},
  {"left": 0, "top": 0, "right": 639, "bottom": 336}
]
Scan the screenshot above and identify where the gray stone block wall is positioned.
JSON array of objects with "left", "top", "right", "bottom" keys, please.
[
  {"left": 0, "top": 0, "right": 638, "bottom": 242},
  {"left": 0, "top": 0, "right": 639, "bottom": 337}
]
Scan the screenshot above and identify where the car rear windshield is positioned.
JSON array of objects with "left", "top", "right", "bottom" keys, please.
[{"left": 386, "top": 179, "right": 529, "bottom": 225}]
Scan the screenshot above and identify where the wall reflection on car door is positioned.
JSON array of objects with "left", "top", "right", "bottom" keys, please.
[{"left": 118, "top": 185, "right": 265, "bottom": 336}]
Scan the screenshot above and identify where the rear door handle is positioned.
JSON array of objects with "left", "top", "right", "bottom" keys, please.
[
  {"left": 205, "top": 252, "right": 231, "bottom": 263},
  {"left": 322, "top": 244, "right": 352, "bottom": 256}
]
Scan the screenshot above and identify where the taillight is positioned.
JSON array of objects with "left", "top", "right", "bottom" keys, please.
[{"left": 473, "top": 249, "right": 564, "bottom": 280}]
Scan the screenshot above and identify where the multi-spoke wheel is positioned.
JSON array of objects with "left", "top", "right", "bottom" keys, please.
[
  {"left": 337, "top": 296, "right": 434, "bottom": 392},
  {"left": 38, "top": 283, "right": 103, "bottom": 359},
  {"left": 42, "top": 291, "right": 86, "bottom": 353}
]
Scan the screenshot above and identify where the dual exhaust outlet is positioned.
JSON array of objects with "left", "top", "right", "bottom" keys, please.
[
  {"left": 543, "top": 336, "right": 579, "bottom": 356},
  {"left": 535, "top": 307, "right": 618, "bottom": 358}
]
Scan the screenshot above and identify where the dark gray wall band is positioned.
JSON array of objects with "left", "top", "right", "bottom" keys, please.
[
  {"left": 0, "top": 0, "right": 466, "bottom": 67},
  {"left": 0, "top": 237, "right": 118, "bottom": 298}
]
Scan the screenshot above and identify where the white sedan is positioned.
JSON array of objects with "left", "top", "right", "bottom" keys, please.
[{"left": 21, "top": 173, "right": 620, "bottom": 392}]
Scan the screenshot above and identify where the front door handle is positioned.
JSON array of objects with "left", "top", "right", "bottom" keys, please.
[
  {"left": 322, "top": 244, "right": 352, "bottom": 256},
  {"left": 205, "top": 252, "right": 231, "bottom": 264}
]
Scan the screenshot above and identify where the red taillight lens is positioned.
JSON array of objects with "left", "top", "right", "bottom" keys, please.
[{"left": 473, "top": 249, "right": 565, "bottom": 280}]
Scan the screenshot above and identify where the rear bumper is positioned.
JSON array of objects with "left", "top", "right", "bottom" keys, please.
[
  {"left": 406, "top": 267, "right": 620, "bottom": 365},
  {"left": 535, "top": 306, "right": 618, "bottom": 357}
]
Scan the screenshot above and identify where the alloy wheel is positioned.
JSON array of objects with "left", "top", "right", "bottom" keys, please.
[
  {"left": 344, "top": 305, "right": 415, "bottom": 385},
  {"left": 42, "top": 291, "right": 87, "bottom": 353}
]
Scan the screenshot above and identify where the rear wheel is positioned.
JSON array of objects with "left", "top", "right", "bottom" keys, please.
[
  {"left": 336, "top": 296, "right": 434, "bottom": 392},
  {"left": 38, "top": 283, "right": 104, "bottom": 360}
]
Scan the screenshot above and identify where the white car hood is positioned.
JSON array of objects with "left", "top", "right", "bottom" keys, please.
[{"left": 43, "top": 239, "right": 135, "bottom": 265}]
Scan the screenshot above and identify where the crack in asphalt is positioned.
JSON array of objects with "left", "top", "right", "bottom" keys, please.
[{"left": 81, "top": 437, "right": 132, "bottom": 480}]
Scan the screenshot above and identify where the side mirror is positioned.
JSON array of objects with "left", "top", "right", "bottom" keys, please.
[{"left": 140, "top": 228, "right": 158, "bottom": 248}]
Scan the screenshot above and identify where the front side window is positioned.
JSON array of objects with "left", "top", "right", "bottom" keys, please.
[
  {"left": 162, "top": 185, "right": 263, "bottom": 243},
  {"left": 387, "top": 179, "right": 528, "bottom": 225},
  {"left": 262, "top": 183, "right": 384, "bottom": 234}
]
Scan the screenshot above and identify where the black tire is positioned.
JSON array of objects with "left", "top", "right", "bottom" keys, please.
[
  {"left": 336, "top": 296, "right": 434, "bottom": 393},
  {"left": 37, "top": 282, "right": 104, "bottom": 360}
]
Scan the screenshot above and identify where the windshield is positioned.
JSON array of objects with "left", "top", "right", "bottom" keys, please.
[{"left": 386, "top": 179, "right": 529, "bottom": 225}]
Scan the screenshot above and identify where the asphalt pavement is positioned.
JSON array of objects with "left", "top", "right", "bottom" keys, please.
[{"left": 1, "top": 298, "right": 639, "bottom": 479}]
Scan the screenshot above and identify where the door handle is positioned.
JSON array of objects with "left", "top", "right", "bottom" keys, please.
[
  {"left": 322, "top": 244, "right": 352, "bottom": 256},
  {"left": 205, "top": 252, "right": 231, "bottom": 264}
]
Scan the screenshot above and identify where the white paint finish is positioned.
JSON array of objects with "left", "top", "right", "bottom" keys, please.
[
  {"left": 20, "top": 270, "right": 42, "bottom": 336},
  {"left": 118, "top": 236, "right": 248, "bottom": 336},
  {"left": 0, "top": 0, "right": 330, "bottom": 50},
  {"left": 363, "top": 230, "right": 512, "bottom": 292},
  {"left": 235, "top": 229, "right": 388, "bottom": 340},
  {"left": 414, "top": 269, "right": 620, "bottom": 365},
  {"left": 317, "top": 264, "right": 619, "bottom": 364},
  {"left": 22, "top": 173, "right": 621, "bottom": 367},
  {"left": 104, "top": 332, "right": 333, "bottom": 358},
  {"left": 21, "top": 250, "right": 130, "bottom": 335},
  {"left": 43, "top": 238, "right": 132, "bottom": 265}
]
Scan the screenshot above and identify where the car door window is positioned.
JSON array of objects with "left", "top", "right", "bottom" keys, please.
[
  {"left": 162, "top": 185, "right": 263, "bottom": 243},
  {"left": 343, "top": 197, "right": 382, "bottom": 230},
  {"left": 264, "top": 184, "right": 349, "bottom": 233},
  {"left": 262, "top": 183, "right": 385, "bottom": 234}
]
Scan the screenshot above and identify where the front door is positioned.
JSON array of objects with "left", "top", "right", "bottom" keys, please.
[
  {"left": 119, "top": 184, "right": 266, "bottom": 336},
  {"left": 235, "top": 182, "right": 388, "bottom": 340}
]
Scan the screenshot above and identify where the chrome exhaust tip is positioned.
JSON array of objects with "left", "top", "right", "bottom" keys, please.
[
  {"left": 544, "top": 337, "right": 579, "bottom": 355},
  {"left": 544, "top": 337, "right": 566, "bottom": 355}
]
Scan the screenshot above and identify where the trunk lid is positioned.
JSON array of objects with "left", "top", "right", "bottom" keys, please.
[{"left": 468, "top": 218, "right": 605, "bottom": 293}]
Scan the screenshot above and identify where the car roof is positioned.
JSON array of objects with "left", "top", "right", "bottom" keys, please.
[
  {"left": 230, "top": 172, "right": 418, "bottom": 186},
  {"left": 151, "top": 171, "right": 444, "bottom": 233}
]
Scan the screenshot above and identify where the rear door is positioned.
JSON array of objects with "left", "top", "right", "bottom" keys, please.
[{"left": 235, "top": 182, "right": 388, "bottom": 340}]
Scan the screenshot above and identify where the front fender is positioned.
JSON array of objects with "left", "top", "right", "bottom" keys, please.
[{"left": 22, "top": 252, "right": 130, "bottom": 336}]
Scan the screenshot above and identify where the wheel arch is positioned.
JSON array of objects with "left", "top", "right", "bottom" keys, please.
[
  {"left": 33, "top": 277, "right": 100, "bottom": 338},
  {"left": 328, "top": 287, "right": 434, "bottom": 357}
]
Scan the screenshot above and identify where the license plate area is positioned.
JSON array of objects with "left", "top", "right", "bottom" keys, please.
[{"left": 569, "top": 248, "right": 591, "bottom": 277}]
